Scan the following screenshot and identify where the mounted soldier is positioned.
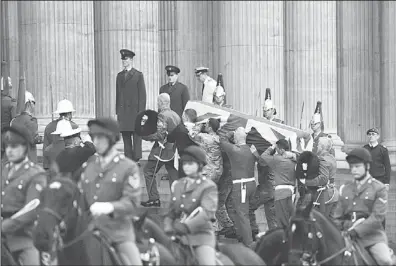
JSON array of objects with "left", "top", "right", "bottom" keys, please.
[
  {"left": 310, "top": 101, "right": 335, "bottom": 156},
  {"left": 333, "top": 147, "right": 393, "bottom": 265},
  {"left": 79, "top": 117, "right": 142, "bottom": 265},
  {"left": 164, "top": 145, "right": 218, "bottom": 266},
  {"left": 1, "top": 123, "right": 47, "bottom": 265}
]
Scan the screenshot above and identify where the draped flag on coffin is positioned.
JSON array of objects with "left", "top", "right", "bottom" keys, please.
[{"left": 184, "top": 101, "right": 313, "bottom": 154}]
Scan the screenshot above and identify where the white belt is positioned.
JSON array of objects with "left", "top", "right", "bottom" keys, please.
[
  {"left": 275, "top": 185, "right": 294, "bottom": 193},
  {"left": 232, "top": 178, "right": 255, "bottom": 203}
]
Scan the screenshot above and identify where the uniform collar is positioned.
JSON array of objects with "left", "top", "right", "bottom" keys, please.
[
  {"left": 369, "top": 142, "right": 379, "bottom": 148},
  {"left": 203, "top": 76, "right": 212, "bottom": 84},
  {"left": 9, "top": 157, "right": 29, "bottom": 171},
  {"left": 184, "top": 174, "right": 207, "bottom": 192}
]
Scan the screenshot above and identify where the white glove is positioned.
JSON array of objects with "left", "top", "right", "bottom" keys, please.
[
  {"left": 300, "top": 179, "right": 306, "bottom": 184},
  {"left": 250, "top": 144, "right": 258, "bottom": 154},
  {"left": 90, "top": 202, "right": 114, "bottom": 217},
  {"left": 82, "top": 134, "right": 92, "bottom": 143}
]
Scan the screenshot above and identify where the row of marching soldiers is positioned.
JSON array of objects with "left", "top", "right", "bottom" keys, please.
[{"left": 1, "top": 80, "right": 393, "bottom": 265}]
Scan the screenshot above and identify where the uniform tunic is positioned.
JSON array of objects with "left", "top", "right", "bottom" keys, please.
[
  {"left": 333, "top": 176, "right": 388, "bottom": 247},
  {"left": 79, "top": 153, "right": 141, "bottom": 243},
  {"left": 11, "top": 112, "right": 42, "bottom": 163},
  {"left": 1, "top": 159, "right": 47, "bottom": 251},
  {"left": 1, "top": 92, "right": 16, "bottom": 130},
  {"left": 164, "top": 175, "right": 218, "bottom": 247},
  {"left": 312, "top": 131, "right": 335, "bottom": 156},
  {"left": 201, "top": 77, "right": 217, "bottom": 104},
  {"left": 159, "top": 82, "right": 190, "bottom": 118}
]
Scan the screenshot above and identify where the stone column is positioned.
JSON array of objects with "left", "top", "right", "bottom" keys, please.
[
  {"left": 380, "top": 1, "right": 396, "bottom": 171},
  {"left": 18, "top": 1, "right": 95, "bottom": 129},
  {"left": 216, "top": 1, "right": 285, "bottom": 117},
  {"left": 337, "top": 1, "right": 381, "bottom": 150},
  {"left": 94, "top": 1, "right": 160, "bottom": 115}
]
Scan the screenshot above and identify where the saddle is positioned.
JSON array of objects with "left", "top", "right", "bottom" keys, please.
[{"left": 343, "top": 236, "right": 378, "bottom": 266}]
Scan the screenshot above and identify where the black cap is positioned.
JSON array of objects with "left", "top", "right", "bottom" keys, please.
[
  {"left": 195, "top": 67, "right": 209, "bottom": 76},
  {"left": 2, "top": 124, "right": 34, "bottom": 146},
  {"left": 120, "top": 49, "right": 135, "bottom": 60},
  {"left": 88, "top": 117, "right": 120, "bottom": 142},
  {"left": 165, "top": 65, "right": 180, "bottom": 75},
  {"left": 366, "top": 127, "right": 380, "bottom": 135}
]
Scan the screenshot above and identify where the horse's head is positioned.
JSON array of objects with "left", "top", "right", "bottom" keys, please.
[
  {"left": 33, "top": 177, "right": 81, "bottom": 253},
  {"left": 288, "top": 192, "right": 321, "bottom": 266}
]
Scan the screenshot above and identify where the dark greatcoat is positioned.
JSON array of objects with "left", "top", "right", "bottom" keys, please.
[
  {"left": 116, "top": 68, "right": 147, "bottom": 132},
  {"left": 159, "top": 82, "right": 190, "bottom": 118}
]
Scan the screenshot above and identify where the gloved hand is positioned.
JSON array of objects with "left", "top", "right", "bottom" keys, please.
[
  {"left": 299, "top": 178, "right": 306, "bottom": 184},
  {"left": 347, "top": 229, "right": 358, "bottom": 240},
  {"left": 173, "top": 222, "right": 190, "bottom": 235},
  {"left": 165, "top": 230, "right": 174, "bottom": 238},
  {"left": 90, "top": 202, "right": 114, "bottom": 217},
  {"left": 81, "top": 134, "right": 92, "bottom": 143}
]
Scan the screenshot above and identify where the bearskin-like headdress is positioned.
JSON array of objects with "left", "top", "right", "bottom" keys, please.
[
  {"left": 295, "top": 151, "right": 320, "bottom": 181},
  {"left": 135, "top": 110, "right": 159, "bottom": 137}
]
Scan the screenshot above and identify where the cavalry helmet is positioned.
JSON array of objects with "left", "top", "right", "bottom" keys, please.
[
  {"left": 180, "top": 146, "right": 207, "bottom": 166},
  {"left": 54, "top": 99, "right": 75, "bottom": 114},
  {"left": 346, "top": 147, "right": 372, "bottom": 164},
  {"left": 87, "top": 117, "right": 120, "bottom": 143}
]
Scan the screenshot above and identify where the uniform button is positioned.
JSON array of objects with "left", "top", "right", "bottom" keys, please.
[
  {"left": 85, "top": 179, "right": 89, "bottom": 183},
  {"left": 99, "top": 173, "right": 103, "bottom": 178},
  {"left": 18, "top": 185, "right": 22, "bottom": 189},
  {"left": 5, "top": 180, "right": 9, "bottom": 185},
  {"left": 93, "top": 195, "right": 98, "bottom": 200},
  {"left": 112, "top": 178, "right": 116, "bottom": 182},
  {"left": 202, "top": 177, "right": 206, "bottom": 180},
  {"left": 81, "top": 173, "right": 85, "bottom": 180},
  {"left": 82, "top": 162, "right": 87, "bottom": 168},
  {"left": 182, "top": 194, "right": 186, "bottom": 198},
  {"left": 1, "top": 191, "right": 4, "bottom": 196},
  {"left": 192, "top": 198, "right": 196, "bottom": 202},
  {"left": 24, "top": 164, "right": 29, "bottom": 169},
  {"left": 196, "top": 180, "right": 201, "bottom": 185},
  {"left": 80, "top": 189, "right": 84, "bottom": 193},
  {"left": 180, "top": 204, "right": 184, "bottom": 208},
  {"left": 96, "top": 183, "right": 100, "bottom": 188},
  {"left": 114, "top": 157, "right": 119, "bottom": 163},
  {"left": 172, "top": 197, "right": 176, "bottom": 201},
  {"left": 353, "top": 202, "right": 356, "bottom": 205},
  {"left": 1, "top": 204, "right": 3, "bottom": 208},
  {"left": 365, "top": 196, "right": 368, "bottom": 199}
]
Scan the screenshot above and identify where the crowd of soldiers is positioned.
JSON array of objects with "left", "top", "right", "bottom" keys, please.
[{"left": 0, "top": 48, "right": 394, "bottom": 265}]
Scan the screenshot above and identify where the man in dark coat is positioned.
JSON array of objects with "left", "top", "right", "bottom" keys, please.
[
  {"left": 1, "top": 76, "right": 17, "bottom": 161},
  {"left": 159, "top": 65, "right": 190, "bottom": 117},
  {"left": 116, "top": 49, "right": 147, "bottom": 162}
]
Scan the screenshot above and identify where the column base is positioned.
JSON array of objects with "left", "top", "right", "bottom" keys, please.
[{"left": 329, "top": 133, "right": 349, "bottom": 169}]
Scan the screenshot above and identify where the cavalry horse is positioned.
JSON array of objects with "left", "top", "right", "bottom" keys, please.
[
  {"left": 1, "top": 234, "right": 19, "bottom": 266},
  {"left": 287, "top": 192, "right": 385, "bottom": 266},
  {"left": 32, "top": 177, "right": 175, "bottom": 265},
  {"left": 133, "top": 210, "right": 266, "bottom": 265},
  {"left": 254, "top": 228, "right": 288, "bottom": 266}
]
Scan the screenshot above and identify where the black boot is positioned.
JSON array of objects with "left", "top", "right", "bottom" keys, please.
[{"left": 141, "top": 199, "right": 161, "bottom": 207}]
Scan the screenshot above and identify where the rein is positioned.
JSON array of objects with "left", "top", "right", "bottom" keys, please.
[{"left": 316, "top": 246, "right": 348, "bottom": 265}]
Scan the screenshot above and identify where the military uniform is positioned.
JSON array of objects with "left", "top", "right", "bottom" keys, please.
[
  {"left": 312, "top": 132, "right": 335, "bottom": 156},
  {"left": 142, "top": 108, "right": 181, "bottom": 204},
  {"left": 10, "top": 112, "right": 42, "bottom": 163},
  {"left": 1, "top": 159, "right": 47, "bottom": 265},
  {"left": 201, "top": 77, "right": 217, "bottom": 104},
  {"left": 160, "top": 81, "right": 190, "bottom": 118},
  {"left": 1, "top": 92, "right": 16, "bottom": 159},
  {"left": 333, "top": 176, "right": 392, "bottom": 265},
  {"left": 42, "top": 118, "right": 79, "bottom": 169}
]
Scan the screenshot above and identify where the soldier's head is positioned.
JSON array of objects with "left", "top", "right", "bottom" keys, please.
[
  {"left": 88, "top": 118, "right": 120, "bottom": 156},
  {"left": 214, "top": 86, "right": 226, "bottom": 105},
  {"left": 346, "top": 148, "right": 372, "bottom": 180},
  {"left": 2, "top": 124, "right": 33, "bottom": 163},
  {"left": 165, "top": 65, "right": 180, "bottom": 84},
  {"left": 275, "top": 139, "right": 290, "bottom": 155},
  {"left": 234, "top": 127, "right": 247, "bottom": 145},
  {"left": 157, "top": 93, "right": 171, "bottom": 111},
  {"left": 366, "top": 127, "right": 380, "bottom": 144},
  {"left": 182, "top": 109, "right": 198, "bottom": 123},
  {"left": 181, "top": 146, "right": 207, "bottom": 176},
  {"left": 54, "top": 99, "right": 75, "bottom": 120},
  {"left": 195, "top": 67, "right": 209, "bottom": 83},
  {"left": 204, "top": 118, "right": 220, "bottom": 134},
  {"left": 120, "top": 49, "right": 135, "bottom": 69},
  {"left": 317, "top": 136, "right": 333, "bottom": 156},
  {"left": 60, "top": 121, "right": 82, "bottom": 148},
  {"left": 24, "top": 91, "right": 36, "bottom": 114}
]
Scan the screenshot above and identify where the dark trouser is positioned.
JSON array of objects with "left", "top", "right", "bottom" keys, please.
[
  {"left": 216, "top": 175, "right": 235, "bottom": 229},
  {"left": 121, "top": 131, "right": 142, "bottom": 161},
  {"left": 250, "top": 164, "right": 277, "bottom": 231},
  {"left": 143, "top": 159, "right": 178, "bottom": 201},
  {"left": 228, "top": 181, "right": 256, "bottom": 246},
  {"left": 275, "top": 196, "right": 293, "bottom": 229}
]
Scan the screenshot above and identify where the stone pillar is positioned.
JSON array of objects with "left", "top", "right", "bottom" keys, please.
[
  {"left": 216, "top": 1, "right": 285, "bottom": 117},
  {"left": 18, "top": 1, "right": 95, "bottom": 129},
  {"left": 380, "top": 1, "right": 396, "bottom": 171},
  {"left": 94, "top": 1, "right": 160, "bottom": 116},
  {"left": 337, "top": 1, "right": 381, "bottom": 150}
]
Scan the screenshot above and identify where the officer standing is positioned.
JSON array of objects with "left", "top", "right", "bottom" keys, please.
[
  {"left": 1, "top": 124, "right": 47, "bottom": 265},
  {"left": 116, "top": 49, "right": 147, "bottom": 163},
  {"left": 1, "top": 76, "right": 17, "bottom": 161},
  {"left": 10, "top": 91, "right": 42, "bottom": 163},
  {"left": 160, "top": 65, "right": 190, "bottom": 118},
  {"left": 42, "top": 99, "right": 78, "bottom": 170},
  {"left": 195, "top": 67, "right": 217, "bottom": 104},
  {"left": 79, "top": 117, "right": 142, "bottom": 266},
  {"left": 333, "top": 148, "right": 393, "bottom": 265}
]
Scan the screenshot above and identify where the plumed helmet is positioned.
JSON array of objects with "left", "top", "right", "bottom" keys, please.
[
  {"left": 180, "top": 145, "right": 207, "bottom": 166},
  {"left": 135, "top": 110, "right": 159, "bottom": 137},
  {"left": 54, "top": 99, "right": 75, "bottom": 114},
  {"left": 25, "top": 91, "right": 35, "bottom": 104},
  {"left": 2, "top": 124, "right": 34, "bottom": 146},
  {"left": 346, "top": 148, "right": 372, "bottom": 164},
  {"left": 87, "top": 117, "right": 120, "bottom": 143},
  {"left": 295, "top": 151, "right": 320, "bottom": 180}
]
